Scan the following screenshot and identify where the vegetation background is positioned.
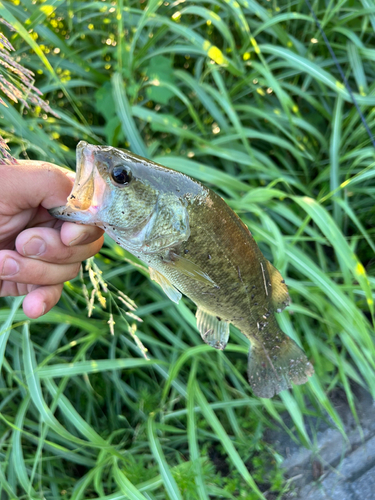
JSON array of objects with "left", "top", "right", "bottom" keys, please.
[{"left": 0, "top": 0, "right": 374, "bottom": 498}]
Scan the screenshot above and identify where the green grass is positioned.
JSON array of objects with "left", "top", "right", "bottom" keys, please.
[{"left": 1, "top": 0, "right": 375, "bottom": 498}]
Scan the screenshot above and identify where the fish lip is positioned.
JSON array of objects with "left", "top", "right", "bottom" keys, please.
[
  {"left": 48, "top": 205, "right": 95, "bottom": 223},
  {"left": 77, "top": 140, "right": 89, "bottom": 151}
]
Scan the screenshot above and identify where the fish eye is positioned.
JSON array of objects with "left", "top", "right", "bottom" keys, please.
[{"left": 110, "top": 165, "right": 132, "bottom": 186}]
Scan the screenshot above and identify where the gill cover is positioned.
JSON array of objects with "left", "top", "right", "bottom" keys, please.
[{"left": 119, "top": 191, "right": 190, "bottom": 254}]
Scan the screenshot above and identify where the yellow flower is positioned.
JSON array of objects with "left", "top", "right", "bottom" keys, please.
[{"left": 207, "top": 46, "right": 226, "bottom": 65}]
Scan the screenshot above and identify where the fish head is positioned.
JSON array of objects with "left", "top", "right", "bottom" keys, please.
[{"left": 50, "top": 142, "right": 201, "bottom": 253}]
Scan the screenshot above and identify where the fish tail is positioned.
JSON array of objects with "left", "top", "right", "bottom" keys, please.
[{"left": 247, "top": 333, "right": 314, "bottom": 398}]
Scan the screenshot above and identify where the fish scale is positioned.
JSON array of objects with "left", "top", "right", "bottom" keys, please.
[{"left": 50, "top": 141, "right": 314, "bottom": 398}]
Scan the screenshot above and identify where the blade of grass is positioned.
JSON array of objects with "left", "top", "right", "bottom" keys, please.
[
  {"left": 113, "top": 461, "right": 149, "bottom": 500},
  {"left": 187, "top": 358, "right": 209, "bottom": 500},
  {"left": 0, "top": 296, "right": 23, "bottom": 371},
  {"left": 37, "top": 358, "right": 164, "bottom": 378},
  {"left": 112, "top": 72, "right": 148, "bottom": 157},
  {"left": 147, "top": 412, "right": 183, "bottom": 500}
]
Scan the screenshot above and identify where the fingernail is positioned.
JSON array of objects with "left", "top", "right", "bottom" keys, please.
[
  {"left": 1, "top": 257, "right": 19, "bottom": 276},
  {"left": 23, "top": 237, "right": 46, "bottom": 257},
  {"left": 42, "top": 303, "right": 46, "bottom": 315},
  {"left": 69, "top": 232, "right": 88, "bottom": 246}
]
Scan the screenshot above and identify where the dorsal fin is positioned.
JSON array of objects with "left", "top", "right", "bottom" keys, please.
[
  {"left": 196, "top": 308, "right": 230, "bottom": 350},
  {"left": 265, "top": 261, "right": 290, "bottom": 312}
]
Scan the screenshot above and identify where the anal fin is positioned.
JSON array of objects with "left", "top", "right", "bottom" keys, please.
[
  {"left": 196, "top": 308, "right": 230, "bottom": 350},
  {"left": 265, "top": 261, "right": 290, "bottom": 312},
  {"left": 149, "top": 267, "right": 182, "bottom": 303}
]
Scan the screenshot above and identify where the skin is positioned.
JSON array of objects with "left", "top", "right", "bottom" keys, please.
[
  {"left": 0, "top": 160, "right": 104, "bottom": 318},
  {"left": 51, "top": 142, "right": 313, "bottom": 397}
]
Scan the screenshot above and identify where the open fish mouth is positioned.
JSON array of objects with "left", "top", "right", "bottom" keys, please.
[
  {"left": 67, "top": 141, "right": 96, "bottom": 211},
  {"left": 49, "top": 141, "right": 108, "bottom": 224}
]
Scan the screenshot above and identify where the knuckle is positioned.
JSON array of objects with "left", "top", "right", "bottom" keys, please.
[
  {"left": 35, "top": 264, "right": 50, "bottom": 284},
  {"left": 67, "top": 263, "right": 81, "bottom": 281},
  {"left": 56, "top": 245, "right": 75, "bottom": 263},
  {"left": 31, "top": 262, "right": 58, "bottom": 285},
  {"left": 65, "top": 245, "right": 76, "bottom": 261}
]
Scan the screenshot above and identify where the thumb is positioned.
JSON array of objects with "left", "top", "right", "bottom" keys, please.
[{"left": 1, "top": 160, "right": 74, "bottom": 211}]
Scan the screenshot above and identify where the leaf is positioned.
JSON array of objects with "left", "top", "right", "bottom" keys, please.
[
  {"left": 95, "top": 82, "right": 116, "bottom": 122},
  {"left": 145, "top": 55, "right": 175, "bottom": 104},
  {"left": 112, "top": 72, "right": 148, "bottom": 157}
]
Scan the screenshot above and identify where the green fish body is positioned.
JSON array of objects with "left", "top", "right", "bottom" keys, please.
[{"left": 50, "top": 142, "right": 314, "bottom": 398}]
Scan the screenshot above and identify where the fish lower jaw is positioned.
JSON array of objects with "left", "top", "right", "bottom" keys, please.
[{"left": 48, "top": 205, "right": 101, "bottom": 225}]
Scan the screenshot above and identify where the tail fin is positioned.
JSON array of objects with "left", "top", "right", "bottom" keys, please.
[{"left": 247, "top": 334, "right": 314, "bottom": 398}]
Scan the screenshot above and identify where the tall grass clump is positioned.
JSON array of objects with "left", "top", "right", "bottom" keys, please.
[{"left": 0, "top": 0, "right": 374, "bottom": 498}]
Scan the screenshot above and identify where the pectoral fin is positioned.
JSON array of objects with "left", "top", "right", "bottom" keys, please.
[
  {"left": 149, "top": 267, "right": 182, "bottom": 303},
  {"left": 196, "top": 308, "right": 230, "bottom": 350},
  {"left": 169, "top": 252, "right": 218, "bottom": 287},
  {"left": 266, "top": 261, "right": 290, "bottom": 312}
]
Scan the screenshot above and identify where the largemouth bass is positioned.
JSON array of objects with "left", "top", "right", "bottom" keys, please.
[{"left": 50, "top": 141, "right": 314, "bottom": 398}]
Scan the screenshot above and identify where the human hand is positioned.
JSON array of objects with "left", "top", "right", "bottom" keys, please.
[{"left": 0, "top": 160, "right": 104, "bottom": 318}]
